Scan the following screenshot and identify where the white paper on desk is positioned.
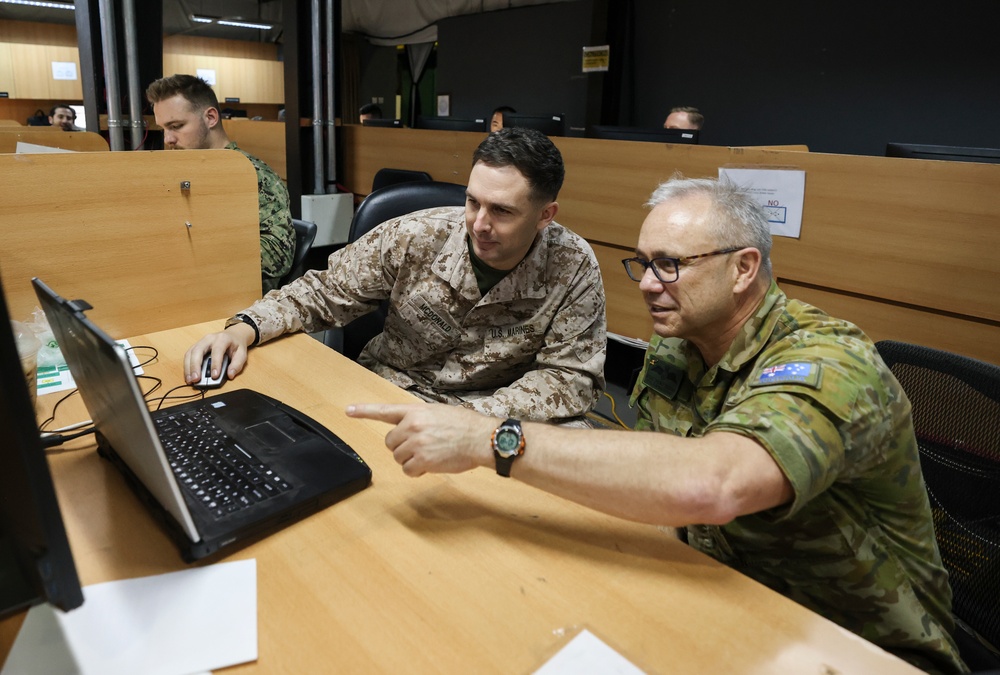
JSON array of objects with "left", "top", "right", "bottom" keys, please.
[
  {"left": 15, "top": 141, "right": 75, "bottom": 154},
  {"left": 37, "top": 339, "right": 143, "bottom": 396},
  {"left": 718, "top": 167, "right": 806, "bottom": 238},
  {"left": 534, "top": 629, "right": 646, "bottom": 675},
  {"left": 2, "top": 559, "right": 257, "bottom": 675}
]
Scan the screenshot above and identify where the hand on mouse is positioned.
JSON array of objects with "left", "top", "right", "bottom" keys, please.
[{"left": 183, "top": 323, "right": 255, "bottom": 384}]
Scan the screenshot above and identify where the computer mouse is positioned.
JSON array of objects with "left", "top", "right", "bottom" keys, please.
[{"left": 194, "top": 353, "right": 229, "bottom": 389}]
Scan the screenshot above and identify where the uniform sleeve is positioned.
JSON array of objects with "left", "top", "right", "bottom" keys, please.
[
  {"left": 242, "top": 221, "right": 399, "bottom": 343},
  {"left": 708, "top": 351, "right": 896, "bottom": 519},
  {"left": 255, "top": 163, "right": 295, "bottom": 293},
  {"left": 464, "top": 255, "right": 607, "bottom": 423}
]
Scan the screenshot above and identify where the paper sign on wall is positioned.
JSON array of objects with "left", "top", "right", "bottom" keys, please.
[
  {"left": 197, "top": 68, "right": 217, "bottom": 85},
  {"left": 718, "top": 167, "right": 806, "bottom": 238},
  {"left": 582, "top": 45, "right": 610, "bottom": 72},
  {"left": 51, "top": 62, "right": 77, "bottom": 81}
]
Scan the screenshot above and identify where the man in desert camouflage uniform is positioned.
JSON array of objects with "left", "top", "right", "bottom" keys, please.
[
  {"left": 185, "top": 127, "right": 606, "bottom": 424},
  {"left": 349, "top": 177, "right": 965, "bottom": 673},
  {"left": 146, "top": 74, "right": 294, "bottom": 293}
]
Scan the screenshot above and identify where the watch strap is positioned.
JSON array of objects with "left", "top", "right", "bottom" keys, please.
[
  {"left": 225, "top": 313, "right": 260, "bottom": 347},
  {"left": 492, "top": 418, "right": 524, "bottom": 478}
]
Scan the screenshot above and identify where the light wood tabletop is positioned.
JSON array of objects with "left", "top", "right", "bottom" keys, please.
[{"left": 1, "top": 321, "right": 921, "bottom": 674}]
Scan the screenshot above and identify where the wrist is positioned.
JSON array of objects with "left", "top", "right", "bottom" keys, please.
[{"left": 225, "top": 314, "right": 259, "bottom": 347}]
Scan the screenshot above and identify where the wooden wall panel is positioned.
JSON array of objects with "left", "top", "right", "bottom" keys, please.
[
  {"left": 779, "top": 282, "right": 999, "bottom": 365},
  {"left": 0, "top": 20, "right": 76, "bottom": 46},
  {"left": 222, "top": 119, "right": 286, "bottom": 180},
  {"left": 2, "top": 43, "right": 81, "bottom": 99},
  {"left": 0, "top": 43, "right": 13, "bottom": 96},
  {"left": 341, "top": 125, "right": 481, "bottom": 194},
  {"left": 163, "top": 53, "right": 283, "bottom": 104},
  {"left": 592, "top": 242, "right": 653, "bottom": 341},
  {"left": 163, "top": 35, "right": 279, "bottom": 60}
]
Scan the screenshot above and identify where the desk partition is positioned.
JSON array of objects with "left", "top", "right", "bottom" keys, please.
[
  {"left": 0, "top": 127, "right": 109, "bottom": 153},
  {"left": 342, "top": 126, "right": 1000, "bottom": 364},
  {"left": 0, "top": 150, "right": 261, "bottom": 336}
]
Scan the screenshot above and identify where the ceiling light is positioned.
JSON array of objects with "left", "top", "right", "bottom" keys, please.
[
  {"left": 217, "top": 20, "right": 273, "bottom": 30},
  {"left": 0, "top": 0, "right": 74, "bottom": 9}
]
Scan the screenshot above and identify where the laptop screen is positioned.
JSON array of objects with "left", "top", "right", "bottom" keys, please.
[{"left": 32, "top": 278, "right": 200, "bottom": 542}]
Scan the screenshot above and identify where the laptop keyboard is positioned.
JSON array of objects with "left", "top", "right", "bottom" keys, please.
[{"left": 155, "top": 407, "right": 293, "bottom": 518}]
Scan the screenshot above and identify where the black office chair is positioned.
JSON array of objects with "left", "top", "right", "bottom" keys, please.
[
  {"left": 371, "top": 168, "right": 432, "bottom": 193},
  {"left": 278, "top": 218, "right": 318, "bottom": 287},
  {"left": 875, "top": 340, "right": 1000, "bottom": 671},
  {"left": 323, "top": 180, "right": 467, "bottom": 361}
]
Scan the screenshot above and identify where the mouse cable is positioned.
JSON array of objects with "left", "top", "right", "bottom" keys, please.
[
  {"left": 149, "top": 383, "right": 205, "bottom": 411},
  {"left": 38, "top": 388, "right": 81, "bottom": 432}
]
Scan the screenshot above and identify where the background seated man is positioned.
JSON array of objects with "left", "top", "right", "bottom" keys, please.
[
  {"left": 145, "top": 74, "right": 294, "bottom": 293},
  {"left": 663, "top": 106, "right": 704, "bottom": 130},
  {"left": 186, "top": 127, "right": 607, "bottom": 425},
  {"left": 359, "top": 103, "right": 383, "bottom": 122},
  {"left": 349, "top": 177, "right": 966, "bottom": 674},
  {"left": 48, "top": 104, "right": 81, "bottom": 131},
  {"left": 490, "top": 105, "right": 516, "bottom": 132}
]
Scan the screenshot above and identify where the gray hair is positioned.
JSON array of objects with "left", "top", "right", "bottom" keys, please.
[{"left": 646, "top": 175, "right": 773, "bottom": 279}]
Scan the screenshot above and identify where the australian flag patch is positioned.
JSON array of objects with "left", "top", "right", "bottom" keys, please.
[{"left": 750, "top": 362, "right": 821, "bottom": 388}]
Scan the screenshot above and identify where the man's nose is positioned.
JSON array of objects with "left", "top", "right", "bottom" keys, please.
[
  {"left": 638, "top": 265, "right": 664, "bottom": 292},
  {"left": 471, "top": 208, "right": 490, "bottom": 232}
]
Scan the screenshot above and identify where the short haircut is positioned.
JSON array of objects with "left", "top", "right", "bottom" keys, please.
[
  {"left": 670, "top": 106, "right": 704, "bottom": 130},
  {"left": 492, "top": 105, "right": 516, "bottom": 117},
  {"left": 49, "top": 104, "right": 75, "bottom": 117},
  {"left": 359, "top": 103, "right": 382, "bottom": 118},
  {"left": 646, "top": 175, "right": 772, "bottom": 279},
  {"left": 473, "top": 127, "right": 565, "bottom": 203},
  {"left": 145, "top": 74, "right": 220, "bottom": 115}
]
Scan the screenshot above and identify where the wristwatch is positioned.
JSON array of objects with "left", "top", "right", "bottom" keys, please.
[
  {"left": 491, "top": 418, "right": 525, "bottom": 477},
  {"left": 225, "top": 313, "right": 260, "bottom": 346}
]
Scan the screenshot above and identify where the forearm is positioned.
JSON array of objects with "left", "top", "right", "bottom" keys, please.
[{"left": 508, "top": 424, "right": 788, "bottom": 527}]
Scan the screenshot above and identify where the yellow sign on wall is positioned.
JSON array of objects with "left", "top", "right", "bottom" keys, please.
[{"left": 582, "top": 45, "right": 610, "bottom": 73}]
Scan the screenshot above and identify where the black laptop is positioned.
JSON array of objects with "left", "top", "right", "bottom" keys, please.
[{"left": 33, "top": 278, "right": 372, "bottom": 562}]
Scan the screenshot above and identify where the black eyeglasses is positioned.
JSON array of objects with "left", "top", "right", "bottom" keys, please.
[{"left": 621, "top": 247, "right": 744, "bottom": 284}]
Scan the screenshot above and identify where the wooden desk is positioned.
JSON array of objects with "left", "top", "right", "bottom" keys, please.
[{"left": 0, "top": 323, "right": 920, "bottom": 674}]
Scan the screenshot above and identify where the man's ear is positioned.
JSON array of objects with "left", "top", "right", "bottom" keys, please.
[
  {"left": 537, "top": 201, "right": 559, "bottom": 232},
  {"left": 204, "top": 105, "right": 221, "bottom": 129},
  {"left": 732, "top": 247, "right": 762, "bottom": 293}
]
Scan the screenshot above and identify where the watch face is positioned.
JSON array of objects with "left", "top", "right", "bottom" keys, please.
[{"left": 494, "top": 428, "right": 522, "bottom": 457}]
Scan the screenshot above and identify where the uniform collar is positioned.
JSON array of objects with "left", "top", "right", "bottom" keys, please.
[{"left": 716, "top": 280, "right": 787, "bottom": 373}]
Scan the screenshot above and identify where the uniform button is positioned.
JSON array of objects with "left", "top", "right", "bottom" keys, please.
[{"left": 701, "top": 538, "right": 714, "bottom": 549}]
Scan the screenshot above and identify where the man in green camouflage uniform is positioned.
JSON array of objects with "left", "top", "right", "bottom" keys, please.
[
  {"left": 185, "top": 128, "right": 606, "bottom": 424},
  {"left": 146, "top": 74, "right": 294, "bottom": 293},
  {"left": 348, "top": 177, "right": 966, "bottom": 673}
]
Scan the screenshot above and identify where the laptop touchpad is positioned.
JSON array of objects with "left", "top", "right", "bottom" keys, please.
[{"left": 246, "top": 420, "right": 297, "bottom": 448}]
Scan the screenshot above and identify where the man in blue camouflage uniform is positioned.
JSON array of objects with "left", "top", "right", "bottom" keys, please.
[
  {"left": 349, "top": 177, "right": 966, "bottom": 673},
  {"left": 146, "top": 74, "right": 294, "bottom": 293},
  {"left": 185, "top": 128, "right": 606, "bottom": 424}
]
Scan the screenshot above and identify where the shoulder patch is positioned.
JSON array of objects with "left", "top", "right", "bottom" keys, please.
[{"left": 750, "top": 362, "right": 822, "bottom": 389}]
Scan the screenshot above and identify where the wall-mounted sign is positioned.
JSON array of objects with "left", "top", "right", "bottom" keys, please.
[
  {"left": 225, "top": 97, "right": 240, "bottom": 103},
  {"left": 197, "top": 69, "right": 217, "bottom": 86},
  {"left": 582, "top": 45, "right": 610, "bottom": 73},
  {"left": 718, "top": 167, "right": 806, "bottom": 238},
  {"left": 51, "top": 62, "right": 78, "bottom": 81}
]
